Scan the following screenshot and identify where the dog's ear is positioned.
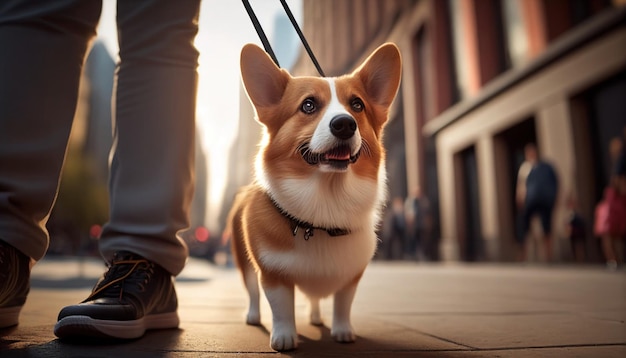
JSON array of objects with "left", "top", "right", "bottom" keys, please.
[
  {"left": 353, "top": 43, "right": 402, "bottom": 109},
  {"left": 240, "top": 44, "right": 290, "bottom": 109}
]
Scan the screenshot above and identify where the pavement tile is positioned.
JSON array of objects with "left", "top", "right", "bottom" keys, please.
[
  {"left": 1, "top": 257, "right": 625, "bottom": 357},
  {"left": 443, "top": 345, "right": 626, "bottom": 358},
  {"left": 389, "top": 312, "right": 625, "bottom": 349}
]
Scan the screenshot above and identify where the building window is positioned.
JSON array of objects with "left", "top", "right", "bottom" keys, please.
[
  {"left": 543, "top": 0, "right": 615, "bottom": 42},
  {"left": 501, "top": 0, "right": 529, "bottom": 68},
  {"left": 447, "top": 0, "right": 471, "bottom": 101},
  {"left": 412, "top": 27, "right": 429, "bottom": 126},
  {"left": 447, "top": 0, "right": 514, "bottom": 99},
  {"left": 430, "top": 0, "right": 458, "bottom": 114}
]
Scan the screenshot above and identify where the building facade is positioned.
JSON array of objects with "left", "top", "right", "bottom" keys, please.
[{"left": 290, "top": 0, "right": 626, "bottom": 262}]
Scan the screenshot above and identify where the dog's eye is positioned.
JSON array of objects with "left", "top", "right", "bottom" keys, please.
[
  {"left": 301, "top": 98, "right": 317, "bottom": 114},
  {"left": 351, "top": 98, "right": 364, "bottom": 112}
]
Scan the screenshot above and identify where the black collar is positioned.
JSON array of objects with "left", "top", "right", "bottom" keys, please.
[{"left": 268, "top": 194, "right": 351, "bottom": 240}]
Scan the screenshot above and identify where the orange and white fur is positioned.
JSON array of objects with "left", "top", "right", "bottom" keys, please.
[{"left": 228, "top": 43, "right": 401, "bottom": 351}]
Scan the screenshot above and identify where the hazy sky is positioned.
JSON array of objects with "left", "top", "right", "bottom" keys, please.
[{"left": 97, "top": 1, "right": 303, "bottom": 224}]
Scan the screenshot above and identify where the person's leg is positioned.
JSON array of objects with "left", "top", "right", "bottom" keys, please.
[
  {"left": 600, "top": 235, "right": 617, "bottom": 268},
  {"left": 539, "top": 203, "right": 554, "bottom": 263},
  {"left": 0, "top": 0, "right": 101, "bottom": 329},
  {"left": 414, "top": 229, "right": 423, "bottom": 260},
  {"left": 403, "top": 228, "right": 414, "bottom": 259},
  {"left": 99, "top": 0, "right": 200, "bottom": 276},
  {"left": 54, "top": 0, "right": 201, "bottom": 340},
  {"left": 517, "top": 204, "right": 533, "bottom": 262},
  {"left": 0, "top": 0, "right": 101, "bottom": 263},
  {"left": 614, "top": 237, "right": 624, "bottom": 263}
]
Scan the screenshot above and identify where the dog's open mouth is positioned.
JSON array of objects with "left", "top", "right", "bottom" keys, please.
[{"left": 299, "top": 143, "right": 360, "bottom": 170}]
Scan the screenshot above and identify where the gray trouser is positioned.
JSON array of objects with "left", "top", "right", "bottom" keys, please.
[{"left": 0, "top": 0, "right": 201, "bottom": 275}]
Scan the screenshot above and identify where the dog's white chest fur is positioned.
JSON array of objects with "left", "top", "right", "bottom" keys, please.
[{"left": 256, "top": 173, "right": 382, "bottom": 297}]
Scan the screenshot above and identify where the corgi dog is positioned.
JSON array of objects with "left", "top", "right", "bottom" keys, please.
[{"left": 228, "top": 42, "right": 401, "bottom": 351}]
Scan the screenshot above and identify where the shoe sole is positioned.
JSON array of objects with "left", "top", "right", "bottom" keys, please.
[
  {"left": 53, "top": 312, "right": 179, "bottom": 340},
  {"left": 0, "top": 305, "right": 22, "bottom": 329}
]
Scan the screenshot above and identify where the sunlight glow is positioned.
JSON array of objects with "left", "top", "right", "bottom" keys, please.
[{"left": 97, "top": 1, "right": 302, "bottom": 229}]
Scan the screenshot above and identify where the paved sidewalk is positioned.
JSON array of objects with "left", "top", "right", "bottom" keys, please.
[{"left": 1, "top": 257, "right": 625, "bottom": 357}]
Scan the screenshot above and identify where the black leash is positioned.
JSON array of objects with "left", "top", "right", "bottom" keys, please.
[
  {"left": 242, "top": 0, "right": 325, "bottom": 77},
  {"left": 241, "top": 0, "right": 280, "bottom": 67},
  {"left": 278, "top": 0, "right": 325, "bottom": 77}
]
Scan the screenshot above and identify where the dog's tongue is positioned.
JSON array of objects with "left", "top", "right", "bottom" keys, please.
[
  {"left": 326, "top": 153, "right": 351, "bottom": 160},
  {"left": 325, "top": 146, "right": 351, "bottom": 161}
]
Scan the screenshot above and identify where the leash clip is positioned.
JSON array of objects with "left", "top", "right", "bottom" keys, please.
[
  {"left": 303, "top": 227, "right": 314, "bottom": 241},
  {"left": 292, "top": 224, "right": 313, "bottom": 240}
]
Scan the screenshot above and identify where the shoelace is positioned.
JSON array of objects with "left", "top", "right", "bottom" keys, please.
[{"left": 85, "top": 258, "right": 154, "bottom": 301}]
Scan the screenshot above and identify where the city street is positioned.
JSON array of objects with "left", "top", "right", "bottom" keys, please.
[{"left": 1, "top": 256, "right": 625, "bottom": 357}]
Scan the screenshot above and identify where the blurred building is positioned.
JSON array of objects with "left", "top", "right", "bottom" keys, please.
[
  {"left": 286, "top": 0, "right": 626, "bottom": 262},
  {"left": 219, "top": 84, "right": 261, "bottom": 232},
  {"left": 189, "top": 131, "right": 209, "bottom": 230},
  {"left": 83, "top": 41, "right": 115, "bottom": 182}
]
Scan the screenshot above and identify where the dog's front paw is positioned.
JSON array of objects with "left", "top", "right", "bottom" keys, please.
[
  {"left": 331, "top": 323, "right": 356, "bottom": 343},
  {"left": 246, "top": 311, "right": 261, "bottom": 326},
  {"left": 270, "top": 325, "right": 298, "bottom": 351}
]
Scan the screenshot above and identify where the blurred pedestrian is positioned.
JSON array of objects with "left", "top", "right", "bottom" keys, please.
[
  {"left": 380, "top": 197, "right": 406, "bottom": 260},
  {"left": 594, "top": 134, "right": 626, "bottom": 270},
  {"left": 564, "top": 195, "right": 586, "bottom": 263},
  {"left": 0, "top": 0, "right": 200, "bottom": 340},
  {"left": 404, "top": 186, "right": 431, "bottom": 260},
  {"left": 515, "top": 143, "right": 559, "bottom": 262}
]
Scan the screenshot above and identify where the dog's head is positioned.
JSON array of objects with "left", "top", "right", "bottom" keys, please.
[{"left": 240, "top": 43, "right": 401, "bottom": 179}]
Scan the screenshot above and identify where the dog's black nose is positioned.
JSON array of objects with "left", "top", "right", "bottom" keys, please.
[{"left": 330, "top": 115, "right": 357, "bottom": 140}]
